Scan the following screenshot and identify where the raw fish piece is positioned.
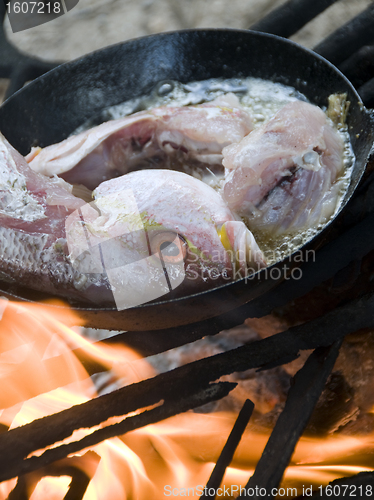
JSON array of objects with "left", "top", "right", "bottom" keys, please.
[
  {"left": 66, "top": 170, "right": 266, "bottom": 310},
  {"left": 1, "top": 133, "right": 264, "bottom": 308},
  {"left": 0, "top": 133, "right": 114, "bottom": 305},
  {"left": 222, "top": 100, "right": 346, "bottom": 234},
  {"left": 28, "top": 93, "right": 252, "bottom": 190}
]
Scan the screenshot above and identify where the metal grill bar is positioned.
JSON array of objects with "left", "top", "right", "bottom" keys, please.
[{"left": 250, "top": 0, "right": 374, "bottom": 104}]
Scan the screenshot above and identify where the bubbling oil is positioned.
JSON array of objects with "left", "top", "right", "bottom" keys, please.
[
  {"left": 76, "top": 77, "right": 305, "bottom": 130},
  {"left": 75, "top": 77, "right": 355, "bottom": 266}
]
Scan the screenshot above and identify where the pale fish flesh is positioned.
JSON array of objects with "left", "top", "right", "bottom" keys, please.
[
  {"left": 222, "top": 100, "right": 346, "bottom": 234},
  {"left": 27, "top": 93, "right": 252, "bottom": 190},
  {"left": 1, "top": 134, "right": 265, "bottom": 308},
  {"left": 66, "top": 169, "right": 266, "bottom": 310},
  {"left": 0, "top": 133, "right": 114, "bottom": 304}
]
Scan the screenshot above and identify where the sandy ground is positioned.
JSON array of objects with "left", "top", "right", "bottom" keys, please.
[{"left": 0, "top": 0, "right": 372, "bottom": 101}]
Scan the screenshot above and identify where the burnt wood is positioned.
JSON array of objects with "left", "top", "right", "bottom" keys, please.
[
  {"left": 250, "top": 0, "right": 339, "bottom": 38},
  {"left": 238, "top": 342, "right": 341, "bottom": 499},
  {"left": 201, "top": 399, "right": 255, "bottom": 499},
  {"left": 307, "top": 471, "right": 374, "bottom": 499},
  {"left": 314, "top": 4, "right": 374, "bottom": 66},
  {"left": 8, "top": 452, "right": 100, "bottom": 500},
  {"left": 0, "top": 9, "right": 373, "bottom": 496},
  {"left": 0, "top": 290, "right": 374, "bottom": 481},
  {"left": 0, "top": 382, "right": 235, "bottom": 482},
  {"left": 358, "top": 77, "right": 374, "bottom": 109}
]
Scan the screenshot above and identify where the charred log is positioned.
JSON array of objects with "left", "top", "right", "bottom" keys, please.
[
  {"left": 0, "top": 382, "right": 235, "bottom": 482},
  {"left": 0, "top": 291, "right": 373, "bottom": 481},
  {"left": 7, "top": 452, "right": 100, "bottom": 500},
  {"left": 201, "top": 399, "right": 254, "bottom": 499},
  {"left": 238, "top": 342, "right": 341, "bottom": 499}
]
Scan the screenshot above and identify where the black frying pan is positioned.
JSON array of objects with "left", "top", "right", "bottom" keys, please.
[{"left": 0, "top": 29, "right": 373, "bottom": 330}]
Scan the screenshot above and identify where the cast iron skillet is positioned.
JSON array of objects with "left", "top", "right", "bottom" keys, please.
[{"left": 0, "top": 29, "right": 373, "bottom": 330}]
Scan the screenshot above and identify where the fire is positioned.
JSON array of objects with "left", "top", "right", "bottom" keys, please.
[{"left": 0, "top": 297, "right": 373, "bottom": 499}]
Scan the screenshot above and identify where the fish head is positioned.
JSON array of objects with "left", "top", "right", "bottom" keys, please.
[{"left": 65, "top": 170, "right": 265, "bottom": 310}]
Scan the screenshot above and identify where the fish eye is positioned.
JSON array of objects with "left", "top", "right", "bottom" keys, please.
[{"left": 150, "top": 232, "right": 187, "bottom": 263}]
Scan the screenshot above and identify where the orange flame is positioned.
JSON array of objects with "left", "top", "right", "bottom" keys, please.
[{"left": 0, "top": 297, "right": 373, "bottom": 499}]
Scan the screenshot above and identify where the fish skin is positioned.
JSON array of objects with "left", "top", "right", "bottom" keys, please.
[
  {"left": 1, "top": 134, "right": 265, "bottom": 307},
  {"left": 222, "top": 100, "right": 345, "bottom": 234},
  {"left": 27, "top": 93, "right": 253, "bottom": 190},
  {"left": 66, "top": 169, "right": 266, "bottom": 309},
  {"left": 0, "top": 133, "right": 114, "bottom": 305}
]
